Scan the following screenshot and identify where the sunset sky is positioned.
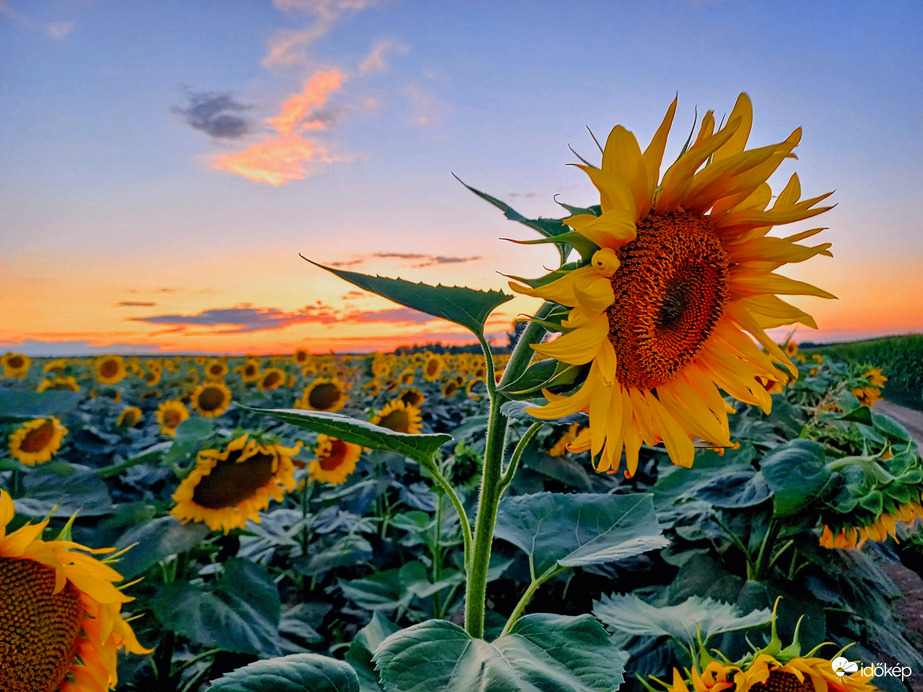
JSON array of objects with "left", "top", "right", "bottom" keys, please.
[{"left": 2, "top": 0, "right": 921, "bottom": 356}]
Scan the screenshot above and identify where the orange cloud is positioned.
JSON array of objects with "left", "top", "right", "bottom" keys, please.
[
  {"left": 267, "top": 71, "right": 343, "bottom": 136},
  {"left": 213, "top": 137, "right": 332, "bottom": 186}
]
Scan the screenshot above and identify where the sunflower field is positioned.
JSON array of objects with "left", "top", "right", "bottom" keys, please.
[{"left": 2, "top": 94, "right": 923, "bottom": 692}]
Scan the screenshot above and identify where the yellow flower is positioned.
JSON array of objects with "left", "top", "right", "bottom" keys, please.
[
  {"left": 42, "top": 358, "right": 69, "bottom": 376},
  {"left": 863, "top": 367, "right": 887, "bottom": 388},
  {"left": 309, "top": 434, "right": 361, "bottom": 485},
  {"left": 204, "top": 358, "right": 229, "bottom": 379},
  {"left": 783, "top": 341, "right": 799, "bottom": 358},
  {"left": 547, "top": 423, "right": 582, "bottom": 457},
  {"left": 512, "top": 94, "right": 834, "bottom": 476},
  {"left": 398, "top": 388, "right": 426, "bottom": 408},
  {"left": 257, "top": 367, "right": 286, "bottom": 392},
  {"left": 37, "top": 376, "right": 80, "bottom": 392},
  {"left": 94, "top": 355, "right": 127, "bottom": 385},
  {"left": 371, "top": 400, "right": 423, "bottom": 434},
  {"left": 422, "top": 354, "right": 445, "bottom": 382},
  {"left": 8, "top": 416, "right": 68, "bottom": 465},
  {"left": 190, "top": 381, "right": 232, "bottom": 418},
  {"left": 142, "top": 367, "right": 162, "bottom": 387},
  {"left": 441, "top": 380, "right": 460, "bottom": 398},
  {"left": 116, "top": 406, "right": 143, "bottom": 428},
  {"left": 156, "top": 399, "right": 190, "bottom": 437},
  {"left": 0, "top": 489, "right": 151, "bottom": 692},
  {"left": 235, "top": 359, "right": 262, "bottom": 383},
  {"left": 292, "top": 348, "right": 310, "bottom": 366},
  {"left": 298, "top": 377, "right": 348, "bottom": 413},
  {"left": 850, "top": 386, "right": 881, "bottom": 407},
  {"left": 820, "top": 499, "right": 923, "bottom": 549},
  {"left": 1, "top": 352, "right": 31, "bottom": 378},
  {"left": 170, "top": 433, "right": 301, "bottom": 533}
]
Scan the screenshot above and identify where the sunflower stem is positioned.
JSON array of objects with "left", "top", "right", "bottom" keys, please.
[
  {"left": 499, "top": 421, "right": 542, "bottom": 494},
  {"left": 464, "top": 303, "right": 553, "bottom": 639},
  {"left": 95, "top": 448, "right": 163, "bottom": 479},
  {"left": 754, "top": 518, "right": 781, "bottom": 581},
  {"left": 500, "top": 564, "right": 568, "bottom": 637}
]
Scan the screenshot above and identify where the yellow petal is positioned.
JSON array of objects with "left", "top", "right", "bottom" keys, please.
[
  {"left": 711, "top": 93, "right": 753, "bottom": 162},
  {"left": 533, "top": 316, "right": 608, "bottom": 365},
  {"left": 576, "top": 165, "right": 637, "bottom": 216},
  {"left": 642, "top": 96, "right": 677, "bottom": 198},
  {"left": 566, "top": 209, "right": 637, "bottom": 251},
  {"left": 602, "top": 125, "right": 649, "bottom": 222}
]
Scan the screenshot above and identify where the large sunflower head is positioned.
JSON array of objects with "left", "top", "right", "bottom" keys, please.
[
  {"left": 94, "top": 355, "right": 127, "bottom": 385},
  {"left": 511, "top": 94, "right": 835, "bottom": 476},
  {"left": 8, "top": 416, "right": 68, "bottom": 466},
  {"left": 298, "top": 377, "right": 348, "bottom": 413},
  {"left": 1, "top": 352, "right": 31, "bottom": 378},
  {"left": 370, "top": 399, "right": 423, "bottom": 435},
  {"left": 257, "top": 367, "right": 286, "bottom": 392},
  {"left": 156, "top": 399, "right": 190, "bottom": 437},
  {"left": 170, "top": 433, "right": 301, "bottom": 533},
  {"left": 308, "top": 434, "right": 361, "bottom": 485},
  {"left": 190, "top": 381, "right": 233, "bottom": 418},
  {"left": 116, "top": 406, "right": 143, "bottom": 429},
  {"left": 0, "top": 489, "right": 151, "bottom": 692}
]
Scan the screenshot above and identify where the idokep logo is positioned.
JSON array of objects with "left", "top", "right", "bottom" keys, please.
[{"left": 831, "top": 657, "right": 859, "bottom": 676}]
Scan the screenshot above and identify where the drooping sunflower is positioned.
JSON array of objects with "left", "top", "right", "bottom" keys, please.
[
  {"left": 170, "top": 433, "right": 301, "bottom": 533},
  {"left": 156, "top": 399, "right": 190, "bottom": 437},
  {"left": 204, "top": 358, "right": 229, "bottom": 380},
  {"left": 8, "top": 416, "right": 68, "bottom": 465},
  {"left": 257, "top": 367, "right": 286, "bottom": 392},
  {"left": 820, "top": 497, "right": 923, "bottom": 550},
  {"left": 370, "top": 400, "right": 423, "bottom": 435},
  {"left": 190, "top": 381, "right": 233, "bottom": 418},
  {"left": 512, "top": 94, "right": 834, "bottom": 475},
  {"left": 1, "top": 352, "right": 31, "bottom": 378},
  {"left": 0, "top": 489, "right": 151, "bottom": 692},
  {"left": 94, "top": 355, "right": 127, "bottom": 385},
  {"left": 116, "top": 406, "right": 143, "bottom": 428},
  {"left": 37, "top": 376, "right": 81, "bottom": 392},
  {"left": 308, "top": 434, "right": 361, "bottom": 485},
  {"left": 298, "top": 377, "right": 348, "bottom": 413}
]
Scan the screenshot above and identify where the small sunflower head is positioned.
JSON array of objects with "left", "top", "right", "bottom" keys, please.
[
  {"left": 191, "top": 381, "right": 233, "bottom": 418},
  {"left": 308, "top": 434, "right": 361, "bottom": 485},
  {"left": 298, "top": 377, "right": 348, "bottom": 413},
  {"left": 94, "top": 354, "right": 127, "bottom": 385},
  {"left": 371, "top": 399, "right": 423, "bottom": 435},
  {"left": 2, "top": 352, "right": 31, "bottom": 378},
  {"left": 8, "top": 416, "right": 68, "bottom": 465}
]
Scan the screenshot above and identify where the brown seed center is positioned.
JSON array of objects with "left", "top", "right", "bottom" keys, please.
[
  {"left": 750, "top": 670, "right": 815, "bottom": 692},
  {"left": 99, "top": 360, "right": 119, "bottom": 378},
  {"left": 198, "top": 386, "right": 227, "bottom": 412},
  {"left": 607, "top": 211, "right": 729, "bottom": 390},
  {"left": 378, "top": 409, "right": 411, "bottom": 433},
  {"left": 319, "top": 440, "right": 349, "bottom": 471},
  {"left": 308, "top": 383, "right": 341, "bottom": 410},
  {"left": 0, "top": 557, "right": 83, "bottom": 692},
  {"left": 192, "top": 450, "right": 276, "bottom": 509},
  {"left": 21, "top": 420, "right": 55, "bottom": 454}
]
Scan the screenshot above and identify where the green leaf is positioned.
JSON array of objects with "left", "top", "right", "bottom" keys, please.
[
  {"left": 339, "top": 568, "right": 414, "bottom": 614},
  {"left": 505, "top": 232, "right": 599, "bottom": 262},
  {"left": 373, "top": 614, "right": 627, "bottom": 692},
  {"left": 693, "top": 470, "right": 771, "bottom": 509},
  {"left": 151, "top": 558, "right": 281, "bottom": 655},
  {"left": 210, "top": 653, "right": 359, "bottom": 692},
  {"left": 498, "top": 358, "right": 584, "bottom": 399},
  {"left": 239, "top": 405, "right": 452, "bottom": 468},
  {"left": 494, "top": 492, "right": 668, "bottom": 575},
  {"left": 593, "top": 594, "right": 772, "bottom": 646},
  {"left": 870, "top": 411, "right": 911, "bottom": 443},
  {"left": 760, "top": 439, "right": 831, "bottom": 517},
  {"left": 304, "top": 258, "right": 512, "bottom": 338},
  {"left": 16, "top": 463, "right": 112, "bottom": 517},
  {"left": 113, "top": 515, "right": 209, "bottom": 579},
  {"left": 347, "top": 613, "right": 401, "bottom": 692},
  {"left": 0, "top": 389, "right": 82, "bottom": 423}
]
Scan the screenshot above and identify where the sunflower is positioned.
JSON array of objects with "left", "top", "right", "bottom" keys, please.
[
  {"left": 116, "top": 406, "right": 142, "bottom": 428},
  {"left": 370, "top": 400, "right": 423, "bottom": 435},
  {"left": 0, "top": 489, "right": 151, "bottom": 692},
  {"left": 864, "top": 367, "right": 887, "bottom": 387},
  {"left": 308, "top": 434, "right": 361, "bottom": 485},
  {"left": 170, "top": 433, "right": 301, "bottom": 533},
  {"left": 512, "top": 94, "right": 834, "bottom": 475},
  {"left": 292, "top": 348, "right": 310, "bottom": 366},
  {"left": 441, "top": 380, "right": 460, "bottom": 398},
  {"left": 547, "top": 423, "right": 582, "bottom": 457},
  {"left": 190, "top": 381, "right": 232, "bottom": 418},
  {"left": 398, "top": 388, "right": 426, "bottom": 408},
  {"left": 94, "top": 355, "right": 127, "bottom": 385},
  {"left": 142, "top": 367, "right": 162, "bottom": 387},
  {"left": 235, "top": 359, "right": 262, "bottom": 383},
  {"left": 37, "top": 377, "right": 80, "bottom": 392},
  {"left": 257, "top": 367, "right": 286, "bottom": 392},
  {"left": 42, "top": 358, "right": 69, "bottom": 376},
  {"left": 204, "top": 358, "right": 229, "bottom": 380},
  {"left": 156, "top": 399, "right": 190, "bottom": 437},
  {"left": 820, "top": 497, "right": 923, "bottom": 549},
  {"left": 422, "top": 354, "right": 445, "bottom": 382},
  {"left": 8, "top": 416, "right": 68, "bottom": 465},
  {"left": 850, "top": 386, "right": 881, "bottom": 407},
  {"left": 1, "top": 352, "right": 31, "bottom": 378},
  {"left": 298, "top": 377, "right": 348, "bottom": 413},
  {"left": 465, "top": 378, "right": 484, "bottom": 401}
]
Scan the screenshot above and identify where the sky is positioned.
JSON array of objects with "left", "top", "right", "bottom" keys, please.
[{"left": 1, "top": 0, "right": 921, "bottom": 356}]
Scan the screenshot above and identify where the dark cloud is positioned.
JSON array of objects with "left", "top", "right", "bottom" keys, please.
[
  {"left": 328, "top": 259, "right": 365, "bottom": 267},
  {"left": 116, "top": 301, "right": 156, "bottom": 307},
  {"left": 132, "top": 305, "right": 339, "bottom": 333},
  {"left": 173, "top": 89, "right": 253, "bottom": 139},
  {"left": 366, "top": 252, "right": 482, "bottom": 267}
]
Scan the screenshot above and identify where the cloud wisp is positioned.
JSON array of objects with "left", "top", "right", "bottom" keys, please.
[
  {"left": 335, "top": 252, "right": 483, "bottom": 267},
  {"left": 173, "top": 89, "right": 253, "bottom": 139}
]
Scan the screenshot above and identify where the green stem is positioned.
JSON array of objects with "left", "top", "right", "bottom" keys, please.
[
  {"left": 95, "top": 449, "right": 162, "bottom": 479},
  {"left": 754, "top": 519, "right": 781, "bottom": 581},
  {"left": 428, "top": 464, "right": 472, "bottom": 568},
  {"left": 464, "top": 303, "right": 554, "bottom": 639},
  {"left": 499, "top": 421, "right": 542, "bottom": 494},
  {"left": 500, "top": 563, "right": 568, "bottom": 637}
]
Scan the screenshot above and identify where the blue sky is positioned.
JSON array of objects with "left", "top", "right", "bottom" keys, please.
[{"left": 2, "top": 0, "right": 921, "bottom": 354}]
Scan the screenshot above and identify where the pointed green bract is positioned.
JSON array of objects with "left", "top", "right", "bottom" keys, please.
[
  {"left": 373, "top": 614, "right": 627, "bottom": 692},
  {"left": 304, "top": 258, "right": 512, "bottom": 338},
  {"left": 494, "top": 492, "right": 668, "bottom": 575},
  {"left": 240, "top": 405, "right": 452, "bottom": 468},
  {"left": 210, "top": 653, "right": 359, "bottom": 692}
]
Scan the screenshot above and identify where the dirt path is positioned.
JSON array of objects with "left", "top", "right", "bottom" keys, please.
[{"left": 875, "top": 400, "right": 923, "bottom": 445}]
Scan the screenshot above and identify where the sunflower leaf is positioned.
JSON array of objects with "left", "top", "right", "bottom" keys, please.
[
  {"left": 494, "top": 492, "right": 668, "bottom": 575},
  {"left": 372, "top": 614, "right": 627, "bottom": 692},
  {"left": 209, "top": 653, "right": 359, "bottom": 692},
  {"left": 592, "top": 594, "right": 772, "bottom": 646},
  {"left": 302, "top": 259, "right": 512, "bottom": 338},
  {"left": 504, "top": 231, "right": 599, "bottom": 262},
  {"left": 239, "top": 405, "right": 452, "bottom": 468},
  {"left": 0, "top": 389, "right": 83, "bottom": 423}
]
